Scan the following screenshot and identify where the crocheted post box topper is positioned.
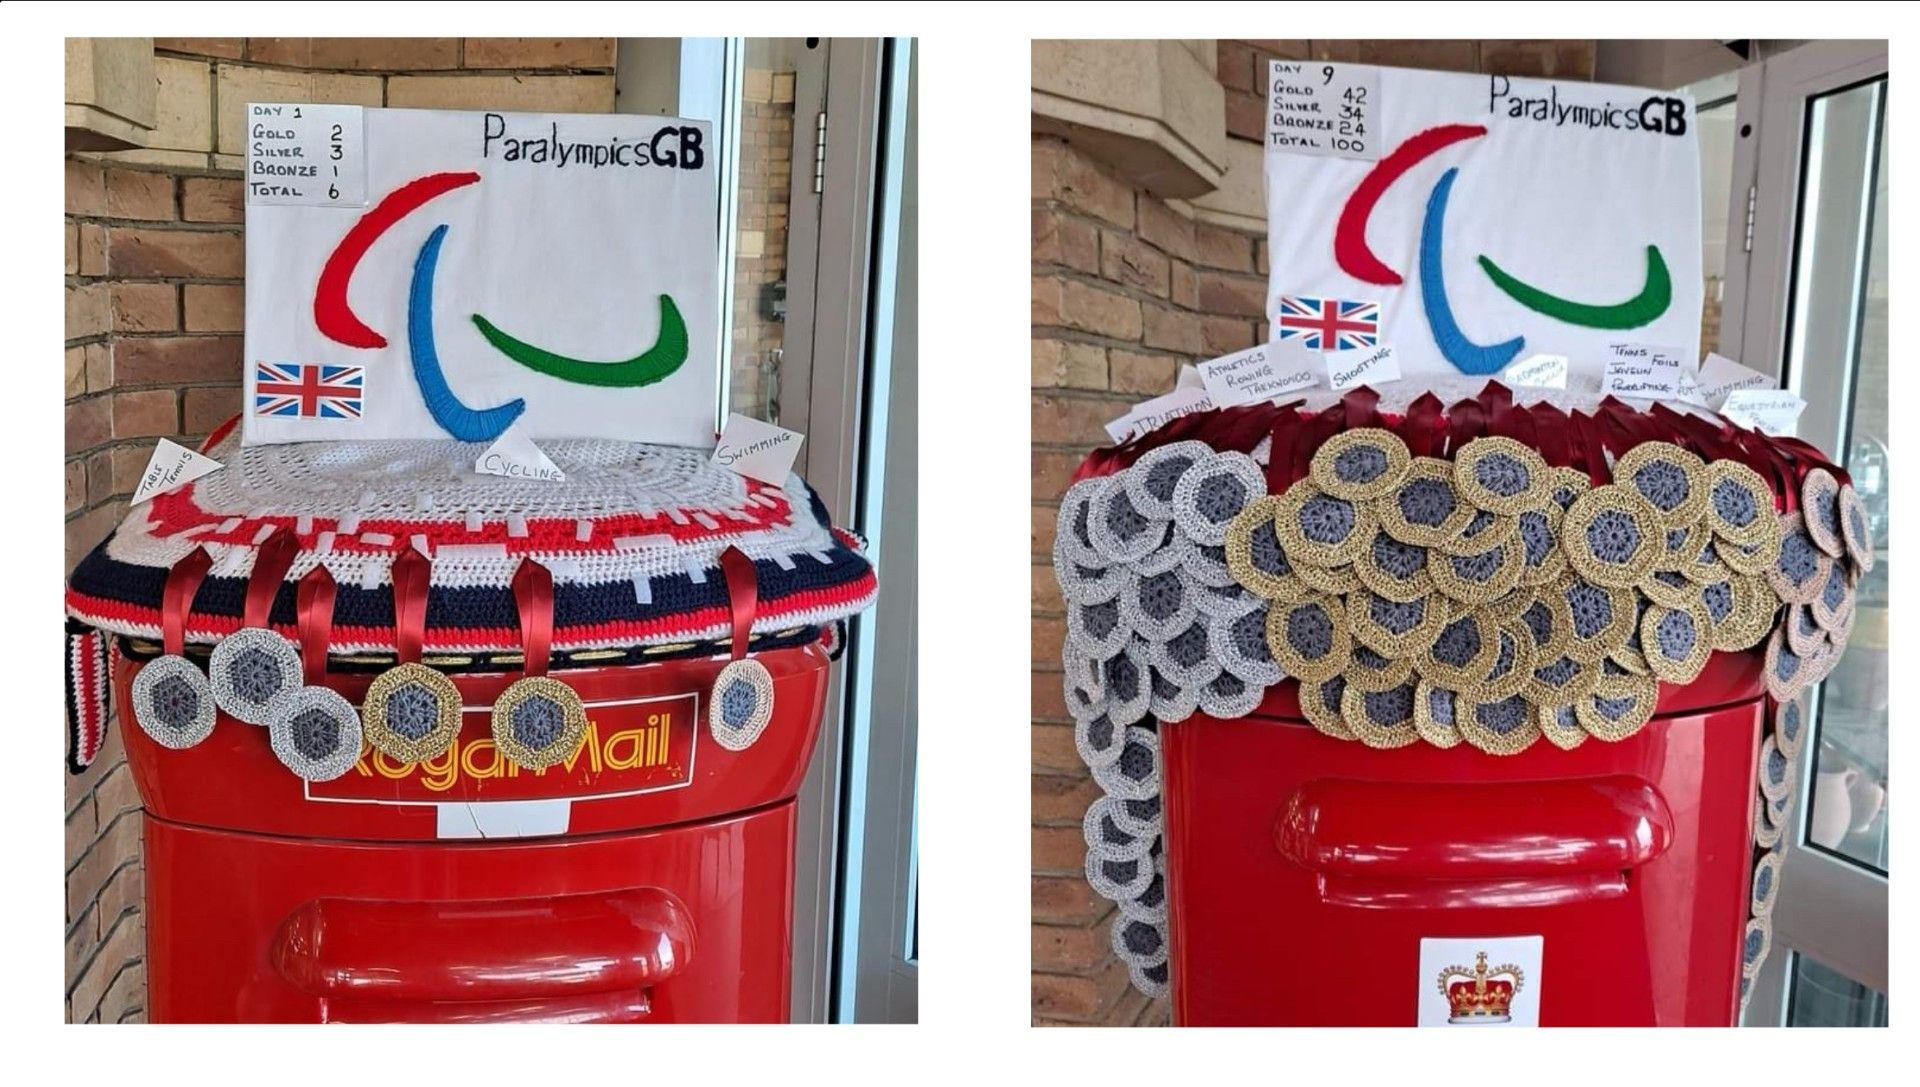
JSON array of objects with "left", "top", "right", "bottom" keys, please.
[{"left": 64, "top": 426, "right": 878, "bottom": 781}]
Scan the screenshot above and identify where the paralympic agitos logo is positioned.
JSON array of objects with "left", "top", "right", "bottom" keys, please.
[{"left": 308, "top": 115, "right": 700, "bottom": 444}]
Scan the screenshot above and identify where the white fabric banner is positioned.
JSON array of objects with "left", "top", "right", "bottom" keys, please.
[
  {"left": 1263, "top": 64, "right": 1702, "bottom": 390},
  {"left": 244, "top": 106, "right": 719, "bottom": 447}
]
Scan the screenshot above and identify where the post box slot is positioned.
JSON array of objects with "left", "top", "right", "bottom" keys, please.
[
  {"left": 272, "top": 887, "right": 694, "bottom": 1004},
  {"left": 1274, "top": 775, "right": 1672, "bottom": 907}
]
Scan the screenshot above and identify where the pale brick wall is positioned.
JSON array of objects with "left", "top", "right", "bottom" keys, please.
[
  {"left": 63, "top": 38, "right": 620, "bottom": 1023},
  {"left": 1030, "top": 39, "right": 1597, "bottom": 1027}
]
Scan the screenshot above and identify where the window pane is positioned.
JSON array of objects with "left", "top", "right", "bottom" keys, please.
[
  {"left": 728, "top": 38, "right": 803, "bottom": 423},
  {"left": 1787, "top": 953, "right": 1887, "bottom": 1027},
  {"left": 1691, "top": 75, "right": 1739, "bottom": 351},
  {"left": 1789, "top": 78, "right": 1888, "bottom": 872}
]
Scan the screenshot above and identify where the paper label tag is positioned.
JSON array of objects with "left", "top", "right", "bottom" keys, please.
[
  {"left": 1196, "top": 341, "right": 1321, "bottom": 408},
  {"left": 1503, "top": 353, "right": 1568, "bottom": 390},
  {"left": 475, "top": 431, "right": 565, "bottom": 482},
  {"left": 1600, "top": 342, "right": 1688, "bottom": 401},
  {"left": 1105, "top": 386, "right": 1215, "bottom": 444},
  {"left": 132, "top": 438, "right": 223, "bottom": 504},
  {"left": 712, "top": 413, "right": 804, "bottom": 485},
  {"left": 245, "top": 103, "right": 367, "bottom": 207},
  {"left": 1175, "top": 363, "right": 1206, "bottom": 391},
  {"left": 1673, "top": 369, "right": 1711, "bottom": 409},
  {"left": 1720, "top": 389, "right": 1807, "bottom": 435},
  {"left": 1695, "top": 352, "right": 1776, "bottom": 407},
  {"left": 1418, "top": 935, "right": 1543, "bottom": 1027},
  {"left": 1323, "top": 342, "right": 1401, "bottom": 392},
  {"left": 1266, "top": 60, "right": 1381, "bottom": 162}
]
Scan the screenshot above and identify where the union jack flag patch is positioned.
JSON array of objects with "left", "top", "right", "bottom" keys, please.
[
  {"left": 1276, "top": 296, "right": 1381, "bottom": 351},
  {"left": 254, "top": 361, "right": 365, "bottom": 419}
]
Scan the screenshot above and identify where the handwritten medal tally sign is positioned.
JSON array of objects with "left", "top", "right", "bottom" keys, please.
[
  {"left": 1262, "top": 63, "right": 1704, "bottom": 391},
  {"left": 243, "top": 105, "right": 720, "bottom": 447}
]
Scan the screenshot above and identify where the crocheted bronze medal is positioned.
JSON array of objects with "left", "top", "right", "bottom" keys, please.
[{"left": 492, "top": 557, "right": 588, "bottom": 769}]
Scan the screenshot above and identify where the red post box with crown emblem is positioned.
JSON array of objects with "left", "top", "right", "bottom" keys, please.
[
  {"left": 1055, "top": 387, "right": 1856, "bottom": 1027},
  {"left": 66, "top": 422, "right": 877, "bottom": 1023}
]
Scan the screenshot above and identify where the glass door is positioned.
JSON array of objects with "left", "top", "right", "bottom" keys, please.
[
  {"left": 614, "top": 37, "right": 918, "bottom": 1023},
  {"left": 1720, "top": 39, "right": 1888, "bottom": 1027}
]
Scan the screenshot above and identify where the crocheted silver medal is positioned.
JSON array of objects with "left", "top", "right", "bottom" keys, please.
[{"left": 131, "top": 547, "right": 216, "bottom": 750}]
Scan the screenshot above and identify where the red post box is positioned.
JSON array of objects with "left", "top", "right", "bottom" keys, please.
[
  {"left": 119, "top": 641, "right": 829, "bottom": 1023},
  {"left": 66, "top": 422, "right": 876, "bottom": 1023},
  {"left": 1161, "top": 651, "right": 1764, "bottom": 1026}
]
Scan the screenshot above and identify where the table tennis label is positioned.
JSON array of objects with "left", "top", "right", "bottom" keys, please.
[
  {"left": 307, "top": 691, "right": 697, "bottom": 804},
  {"left": 131, "top": 438, "right": 224, "bottom": 504},
  {"left": 1417, "top": 935, "right": 1543, "bottom": 1027}
]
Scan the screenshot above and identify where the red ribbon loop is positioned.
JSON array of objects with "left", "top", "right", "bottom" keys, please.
[
  {"left": 296, "top": 564, "right": 336, "bottom": 685},
  {"left": 1264, "top": 405, "right": 1302, "bottom": 494},
  {"left": 161, "top": 548, "right": 213, "bottom": 657},
  {"left": 390, "top": 547, "right": 430, "bottom": 664},
  {"left": 1405, "top": 394, "right": 1444, "bottom": 458},
  {"left": 1341, "top": 387, "right": 1381, "bottom": 431},
  {"left": 1529, "top": 402, "right": 1569, "bottom": 466},
  {"left": 718, "top": 546, "right": 760, "bottom": 662},
  {"left": 511, "top": 558, "right": 555, "bottom": 677},
  {"left": 244, "top": 526, "right": 301, "bottom": 630}
]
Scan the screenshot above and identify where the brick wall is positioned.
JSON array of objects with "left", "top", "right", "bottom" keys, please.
[
  {"left": 1030, "top": 40, "right": 1596, "bottom": 1027},
  {"left": 728, "top": 68, "right": 796, "bottom": 422},
  {"left": 63, "top": 37, "right": 620, "bottom": 1023}
]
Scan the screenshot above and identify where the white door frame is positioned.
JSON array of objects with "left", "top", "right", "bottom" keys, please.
[{"left": 1717, "top": 38, "right": 1889, "bottom": 1024}]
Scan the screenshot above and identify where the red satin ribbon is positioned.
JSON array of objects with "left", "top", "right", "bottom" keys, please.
[
  {"left": 161, "top": 548, "right": 213, "bottom": 657},
  {"left": 1528, "top": 402, "right": 1568, "bottom": 466},
  {"left": 390, "top": 548, "right": 430, "bottom": 664},
  {"left": 1444, "top": 397, "right": 1487, "bottom": 457},
  {"left": 244, "top": 527, "right": 301, "bottom": 630},
  {"left": 1341, "top": 387, "right": 1380, "bottom": 431},
  {"left": 1404, "top": 393, "right": 1444, "bottom": 458},
  {"left": 511, "top": 558, "right": 555, "bottom": 677},
  {"left": 718, "top": 546, "right": 760, "bottom": 662},
  {"left": 296, "top": 564, "right": 336, "bottom": 685},
  {"left": 1480, "top": 382, "right": 1517, "bottom": 441},
  {"left": 1263, "top": 405, "right": 1302, "bottom": 494}
]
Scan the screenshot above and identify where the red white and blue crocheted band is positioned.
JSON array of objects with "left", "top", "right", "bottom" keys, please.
[{"left": 66, "top": 431, "right": 876, "bottom": 656}]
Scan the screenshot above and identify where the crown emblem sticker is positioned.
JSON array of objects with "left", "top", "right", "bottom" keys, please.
[{"left": 1418, "top": 936, "right": 1542, "bottom": 1026}]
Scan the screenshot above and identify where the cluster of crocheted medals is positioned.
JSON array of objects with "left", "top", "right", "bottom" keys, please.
[
  {"left": 1053, "top": 442, "right": 1277, "bottom": 997},
  {"left": 1741, "top": 692, "right": 1809, "bottom": 1017},
  {"left": 1228, "top": 427, "right": 1865, "bottom": 753},
  {"left": 127, "top": 533, "right": 780, "bottom": 782}
]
